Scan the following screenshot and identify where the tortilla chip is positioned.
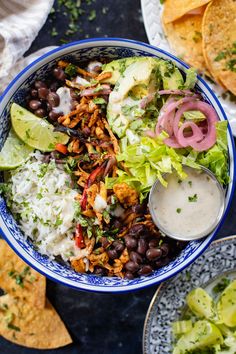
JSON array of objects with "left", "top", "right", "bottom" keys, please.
[
  {"left": 163, "top": 13, "right": 208, "bottom": 73},
  {"left": 162, "top": 0, "right": 211, "bottom": 24},
  {"left": 0, "top": 239, "right": 46, "bottom": 309},
  {"left": 202, "top": 0, "right": 236, "bottom": 95},
  {"left": 0, "top": 295, "right": 72, "bottom": 349}
]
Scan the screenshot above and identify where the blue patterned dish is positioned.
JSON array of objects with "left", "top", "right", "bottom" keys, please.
[
  {"left": 143, "top": 236, "right": 236, "bottom": 354},
  {"left": 0, "top": 38, "right": 235, "bottom": 293}
]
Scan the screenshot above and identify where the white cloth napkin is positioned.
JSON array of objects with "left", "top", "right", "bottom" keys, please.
[{"left": 0, "top": 0, "right": 55, "bottom": 93}]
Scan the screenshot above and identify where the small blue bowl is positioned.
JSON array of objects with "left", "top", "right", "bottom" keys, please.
[{"left": 0, "top": 38, "right": 235, "bottom": 293}]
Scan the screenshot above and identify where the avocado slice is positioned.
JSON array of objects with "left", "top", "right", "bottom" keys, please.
[
  {"left": 101, "top": 57, "right": 157, "bottom": 85},
  {"left": 105, "top": 57, "right": 185, "bottom": 139},
  {"left": 102, "top": 56, "right": 184, "bottom": 91},
  {"left": 107, "top": 58, "right": 158, "bottom": 138},
  {"left": 158, "top": 60, "right": 184, "bottom": 90}
]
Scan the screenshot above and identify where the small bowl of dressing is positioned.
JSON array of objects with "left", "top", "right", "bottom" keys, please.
[{"left": 149, "top": 166, "right": 225, "bottom": 241}]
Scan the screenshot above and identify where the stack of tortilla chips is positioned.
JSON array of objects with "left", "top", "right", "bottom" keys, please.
[
  {"left": 162, "top": 0, "right": 236, "bottom": 95},
  {"left": 0, "top": 239, "right": 72, "bottom": 349}
]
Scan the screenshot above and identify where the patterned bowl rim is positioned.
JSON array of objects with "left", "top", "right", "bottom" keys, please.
[
  {"left": 0, "top": 38, "right": 235, "bottom": 293},
  {"left": 142, "top": 235, "right": 236, "bottom": 353}
]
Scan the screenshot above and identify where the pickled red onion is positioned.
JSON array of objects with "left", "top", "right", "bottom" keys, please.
[
  {"left": 177, "top": 121, "right": 204, "bottom": 147},
  {"left": 154, "top": 97, "right": 218, "bottom": 151}
]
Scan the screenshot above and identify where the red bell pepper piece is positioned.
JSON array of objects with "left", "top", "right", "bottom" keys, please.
[
  {"left": 80, "top": 163, "right": 106, "bottom": 210},
  {"left": 55, "top": 143, "right": 68, "bottom": 155},
  {"left": 75, "top": 224, "right": 85, "bottom": 248}
]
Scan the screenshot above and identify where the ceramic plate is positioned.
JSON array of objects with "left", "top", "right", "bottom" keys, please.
[
  {"left": 143, "top": 235, "right": 236, "bottom": 354},
  {"left": 141, "top": 0, "right": 236, "bottom": 136}
]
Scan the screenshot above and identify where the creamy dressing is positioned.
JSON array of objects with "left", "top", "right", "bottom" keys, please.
[
  {"left": 53, "top": 87, "right": 72, "bottom": 115},
  {"left": 149, "top": 167, "right": 224, "bottom": 240}
]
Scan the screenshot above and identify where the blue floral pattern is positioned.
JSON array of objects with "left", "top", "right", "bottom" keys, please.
[{"left": 0, "top": 39, "right": 234, "bottom": 292}]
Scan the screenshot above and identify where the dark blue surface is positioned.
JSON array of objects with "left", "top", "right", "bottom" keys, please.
[{"left": 1, "top": 1, "right": 236, "bottom": 353}]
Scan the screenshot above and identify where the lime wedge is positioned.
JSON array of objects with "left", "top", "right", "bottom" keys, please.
[
  {"left": 11, "top": 103, "right": 69, "bottom": 152},
  {"left": 187, "top": 287, "right": 216, "bottom": 320},
  {"left": 0, "top": 129, "right": 33, "bottom": 170},
  {"left": 217, "top": 280, "right": 236, "bottom": 327}
]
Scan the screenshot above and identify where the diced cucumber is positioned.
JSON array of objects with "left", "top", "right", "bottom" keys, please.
[
  {"left": 187, "top": 288, "right": 216, "bottom": 320},
  {"left": 172, "top": 320, "right": 193, "bottom": 336}
]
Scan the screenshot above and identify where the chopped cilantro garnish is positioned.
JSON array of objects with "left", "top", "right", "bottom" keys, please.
[
  {"left": 214, "top": 51, "right": 227, "bottom": 61},
  {"left": 88, "top": 9, "right": 96, "bottom": 21},
  {"left": 51, "top": 27, "right": 58, "bottom": 37},
  {"left": 65, "top": 63, "right": 78, "bottom": 78},
  {"left": 193, "top": 31, "right": 202, "bottom": 43},
  {"left": 188, "top": 194, "right": 198, "bottom": 202},
  {"left": 7, "top": 323, "right": 20, "bottom": 331},
  {"left": 93, "top": 97, "right": 106, "bottom": 105},
  {"left": 213, "top": 277, "right": 231, "bottom": 294},
  {"left": 55, "top": 217, "right": 63, "bottom": 226},
  {"left": 226, "top": 59, "right": 236, "bottom": 72},
  {"left": 15, "top": 274, "right": 24, "bottom": 288},
  {"left": 176, "top": 208, "right": 182, "bottom": 214}
]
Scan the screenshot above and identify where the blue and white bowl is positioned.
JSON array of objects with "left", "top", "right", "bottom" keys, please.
[{"left": 0, "top": 38, "right": 235, "bottom": 293}]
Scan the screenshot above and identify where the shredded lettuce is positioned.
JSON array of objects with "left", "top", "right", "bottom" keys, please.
[
  {"left": 106, "top": 121, "right": 229, "bottom": 201},
  {"left": 189, "top": 121, "right": 230, "bottom": 185}
]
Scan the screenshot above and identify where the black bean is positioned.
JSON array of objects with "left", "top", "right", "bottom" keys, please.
[
  {"left": 49, "top": 111, "right": 61, "bottom": 122},
  {"left": 38, "top": 87, "right": 49, "bottom": 99},
  {"left": 138, "top": 265, "right": 153, "bottom": 276},
  {"left": 125, "top": 261, "right": 139, "bottom": 273},
  {"left": 46, "top": 102, "right": 52, "bottom": 111},
  {"left": 50, "top": 82, "right": 60, "bottom": 92},
  {"left": 137, "top": 239, "right": 148, "bottom": 255},
  {"left": 124, "top": 235, "right": 137, "bottom": 250},
  {"left": 101, "top": 237, "right": 109, "bottom": 248},
  {"left": 30, "top": 88, "right": 38, "bottom": 98},
  {"left": 107, "top": 249, "right": 118, "bottom": 260},
  {"left": 149, "top": 239, "right": 159, "bottom": 248},
  {"left": 35, "top": 108, "right": 46, "bottom": 118},
  {"left": 129, "top": 251, "right": 142, "bottom": 264},
  {"left": 112, "top": 241, "right": 125, "bottom": 253},
  {"left": 160, "top": 243, "right": 170, "bottom": 257},
  {"left": 53, "top": 67, "right": 66, "bottom": 81},
  {"left": 155, "top": 260, "right": 163, "bottom": 268},
  {"left": 161, "top": 257, "right": 170, "bottom": 266},
  {"left": 47, "top": 92, "right": 60, "bottom": 107},
  {"left": 34, "top": 80, "right": 47, "bottom": 89},
  {"left": 125, "top": 271, "right": 134, "bottom": 280},
  {"left": 94, "top": 266, "right": 107, "bottom": 276},
  {"left": 146, "top": 248, "right": 162, "bottom": 261},
  {"left": 29, "top": 99, "right": 42, "bottom": 110},
  {"left": 129, "top": 224, "right": 147, "bottom": 237}
]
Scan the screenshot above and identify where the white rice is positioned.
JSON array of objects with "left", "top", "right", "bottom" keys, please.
[{"left": 5, "top": 151, "right": 80, "bottom": 261}]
